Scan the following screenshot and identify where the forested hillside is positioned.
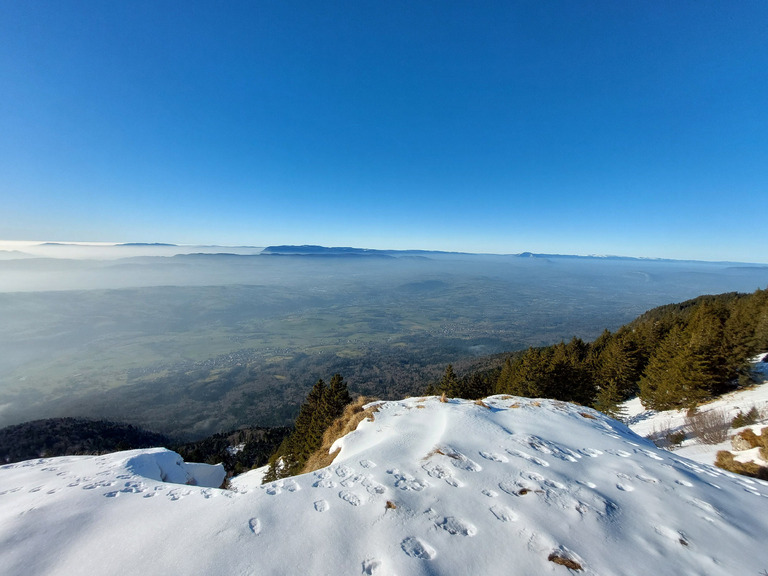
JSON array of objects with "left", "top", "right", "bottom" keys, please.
[
  {"left": 0, "top": 418, "right": 170, "bottom": 463},
  {"left": 433, "top": 289, "right": 768, "bottom": 416}
]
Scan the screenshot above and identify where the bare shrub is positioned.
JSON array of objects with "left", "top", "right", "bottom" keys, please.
[
  {"left": 685, "top": 408, "right": 729, "bottom": 445},
  {"left": 646, "top": 420, "right": 685, "bottom": 450}
]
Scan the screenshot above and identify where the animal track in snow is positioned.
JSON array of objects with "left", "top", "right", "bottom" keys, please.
[
  {"left": 400, "top": 537, "right": 435, "bottom": 560},
  {"left": 314, "top": 499, "right": 329, "bottom": 512},
  {"left": 616, "top": 483, "right": 635, "bottom": 492},
  {"left": 482, "top": 489, "right": 498, "bottom": 498},
  {"left": 359, "top": 459, "right": 376, "bottom": 469},
  {"left": 248, "top": 518, "right": 261, "bottom": 535},
  {"left": 436, "top": 516, "right": 477, "bottom": 536},
  {"left": 579, "top": 448, "right": 602, "bottom": 458}
]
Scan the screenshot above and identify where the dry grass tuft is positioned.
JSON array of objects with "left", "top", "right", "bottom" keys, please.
[
  {"left": 547, "top": 553, "right": 583, "bottom": 571},
  {"left": 532, "top": 401, "right": 541, "bottom": 407},
  {"left": 301, "top": 397, "right": 379, "bottom": 474},
  {"left": 385, "top": 500, "right": 397, "bottom": 510},
  {"left": 474, "top": 399, "right": 490, "bottom": 408},
  {"left": 440, "top": 392, "right": 448, "bottom": 403},
  {"left": 509, "top": 403, "right": 520, "bottom": 409},
  {"left": 715, "top": 450, "right": 768, "bottom": 480},
  {"left": 423, "top": 447, "right": 446, "bottom": 460},
  {"left": 416, "top": 404, "right": 426, "bottom": 409},
  {"left": 579, "top": 412, "right": 597, "bottom": 420}
]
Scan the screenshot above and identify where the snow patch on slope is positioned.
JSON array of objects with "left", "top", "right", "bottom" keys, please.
[{"left": 1, "top": 397, "right": 768, "bottom": 575}]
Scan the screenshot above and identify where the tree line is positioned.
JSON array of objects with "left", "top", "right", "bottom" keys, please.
[{"left": 430, "top": 289, "right": 768, "bottom": 417}]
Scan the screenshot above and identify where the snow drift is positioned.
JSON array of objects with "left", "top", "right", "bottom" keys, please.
[{"left": 2, "top": 396, "right": 768, "bottom": 575}]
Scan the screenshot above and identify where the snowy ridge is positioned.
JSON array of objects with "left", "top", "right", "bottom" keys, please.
[{"left": 2, "top": 396, "right": 768, "bottom": 575}]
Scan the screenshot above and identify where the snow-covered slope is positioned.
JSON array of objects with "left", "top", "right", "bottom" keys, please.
[
  {"left": 2, "top": 396, "right": 768, "bottom": 575},
  {"left": 625, "top": 354, "right": 768, "bottom": 469}
]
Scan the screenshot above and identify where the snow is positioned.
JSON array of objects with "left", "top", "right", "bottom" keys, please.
[
  {"left": 2, "top": 396, "right": 768, "bottom": 575},
  {"left": 624, "top": 354, "right": 768, "bottom": 469}
]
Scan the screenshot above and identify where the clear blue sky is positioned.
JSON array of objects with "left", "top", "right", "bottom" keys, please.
[{"left": 2, "top": 1, "right": 767, "bottom": 261}]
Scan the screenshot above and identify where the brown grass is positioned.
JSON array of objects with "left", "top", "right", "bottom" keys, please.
[
  {"left": 579, "top": 412, "right": 597, "bottom": 420},
  {"left": 474, "top": 399, "right": 490, "bottom": 408},
  {"left": 714, "top": 450, "right": 768, "bottom": 481},
  {"left": 547, "top": 553, "right": 583, "bottom": 571},
  {"left": 300, "top": 397, "right": 379, "bottom": 474},
  {"left": 532, "top": 401, "right": 541, "bottom": 407},
  {"left": 385, "top": 500, "right": 397, "bottom": 510},
  {"left": 440, "top": 392, "right": 448, "bottom": 403}
]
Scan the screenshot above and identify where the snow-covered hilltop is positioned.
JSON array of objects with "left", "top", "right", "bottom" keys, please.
[{"left": 2, "top": 396, "right": 768, "bottom": 575}]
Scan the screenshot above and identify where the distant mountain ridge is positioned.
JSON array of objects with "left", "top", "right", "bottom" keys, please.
[{"left": 262, "top": 245, "right": 755, "bottom": 264}]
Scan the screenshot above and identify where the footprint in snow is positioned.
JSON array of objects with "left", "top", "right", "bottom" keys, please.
[
  {"left": 579, "top": 447, "right": 602, "bottom": 458},
  {"left": 401, "top": 537, "right": 435, "bottom": 560},
  {"left": 314, "top": 499, "right": 329, "bottom": 512},
  {"left": 654, "top": 525, "right": 689, "bottom": 547},
  {"left": 359, "top": 459, "right": 376, "bottom": 469},
  {"left": 335, "top": 465, "right": 354, "bottom": 479},
  {"left": 636, "top": 474, "right": 659, "bottom": 484},
  {"left": 641, "top": 449, "right": 664, "bottom": 461},
  {"left": 422, "top": 462, "right": 461, "bottom": 487},
  {"left": 436, "top": 516, "right": 477, "bottom": 536},
  {"left": 339, "top": 490, "right": 363, "bottom": 506},
  {"left": 264, "top": 483, "right": 282, "bottom": 495},
  {"left": 313, "top": 478, "right": 337, "bottom": 489},
  {"left": 616, "top": 483, "right": 635, "bottom": 492},
  {"left": 482, "top": 489, "right": 498, "bottom": 498},
  {"left": 388, "top": 469, "right": 428, "bottom": 492},
  {"left": 675, "top": 479, "right": 693, "bottom": 487},
  {"left": 479, "top": 451, "right": 508, "bottom": 463},
  {"left": 248, "top": 518, "right": 261, "bottom": 535},
  {"left": 505, "top": 448, "right": 549, "bottom": 467},
  {"left": 361, "top": 558, "right": 382, "bottom": 574},
  {"left": 490, "top": 505, "right": 518, "bottom": 522}
]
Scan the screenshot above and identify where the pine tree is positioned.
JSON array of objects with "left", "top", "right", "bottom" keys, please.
[
  {"left": 439, "top": 364, "right": 459, "bottom": 396},
  {"left": 593, "top": 379, "right": 627, "bottom": 421}
]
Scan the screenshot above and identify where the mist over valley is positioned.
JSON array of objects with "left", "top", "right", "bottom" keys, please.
[{"left": 1, "top": 244, "right": 766, "bottom": 440}]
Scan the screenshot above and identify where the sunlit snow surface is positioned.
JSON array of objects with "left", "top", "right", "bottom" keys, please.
[{"left": 2, "top": 396, "right": 768, "bottom": 575}]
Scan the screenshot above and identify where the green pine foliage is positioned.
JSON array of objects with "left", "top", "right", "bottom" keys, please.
[
  {"left": 488, "top": 288, "right": 768, "bottom": 415},
  {"left": 264, "top": 374, "right": 352, "bottom": 482}
]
